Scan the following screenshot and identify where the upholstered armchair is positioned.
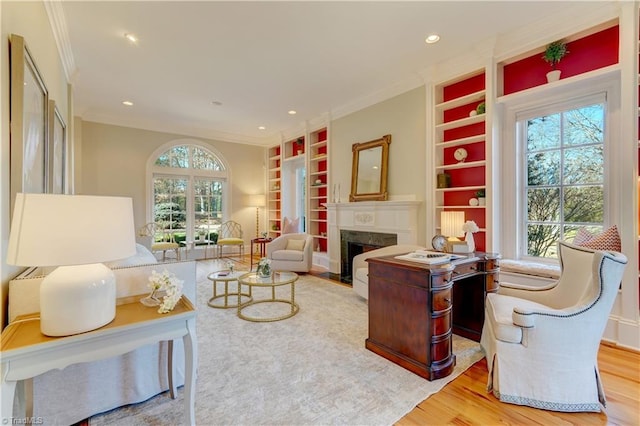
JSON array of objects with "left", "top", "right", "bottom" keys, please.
[
  {"left": 216, "top": 220, "right": 244, "bottom": 259},
  {"left": 480, "top": 241, "right": 627, "bottom": 412},
  {"left": 266, "top": 233, "right": 314, "bottom": 273},
  {"left": 351, "top": 244, "right": 423, "bottom": 300}
]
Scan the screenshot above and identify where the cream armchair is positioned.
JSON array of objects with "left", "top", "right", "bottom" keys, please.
[
  {"left": 266, "top": 233, "right": 314, "bottom": 272},
  {"left": 480, "top": 241, "right": 627, "bottom": 412},
  {"left": 352, "top": 244, "right": 423, "bottom": 300}
]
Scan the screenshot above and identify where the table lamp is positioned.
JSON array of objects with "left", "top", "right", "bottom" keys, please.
[
  {"left": 7, "top": 193, "right": 136, "bottom": 336},
  {"left": 440, "top": 211, "right": 465, "bottom": 252},
  {"left": 247, "top": 194, "right": 265, "bottom": 238}
]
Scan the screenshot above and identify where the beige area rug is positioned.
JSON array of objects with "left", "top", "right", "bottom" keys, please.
[{"left": 90, "top": 261, "right": 484, "bottom": 426}]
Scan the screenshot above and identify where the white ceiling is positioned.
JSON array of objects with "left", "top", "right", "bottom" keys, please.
[{"left": 59, "top": 1, "right": 608, "bottom": 146}]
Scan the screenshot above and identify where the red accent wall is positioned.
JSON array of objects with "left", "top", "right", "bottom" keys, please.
[
  {"left": 503, "top": 25, "right": 619, "bottom": 95},
  {"left": 443, "top": 73, "right": 485, "bottom": 102}
]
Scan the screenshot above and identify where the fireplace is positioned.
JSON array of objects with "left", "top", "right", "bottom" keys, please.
[
  {"left": 325, "top": 200, "right": 421, "bottom": 275},
  {"left": 340, "top": 230, "right": 397, "bottom": 283}
]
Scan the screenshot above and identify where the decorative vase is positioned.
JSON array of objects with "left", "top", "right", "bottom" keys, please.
[
  {"left": 469, "top": 197, "right": 479, "bottom": 206},
  {"left": 465, "top": 232, "right": 476, "bottom": 253},
  {"left": 478, "top": 197, "right": 486, "bottom": 206},
  {"left": 257, "top": 264, "right": 271, "bottom": 278},
  {"left": 546, "top": 70, "right": 561, "bottom": 83},
  {"left": 140, "top": 288, "right": 162, "bottom": 307},
  {"left": 469, "top": 110, "right": 477, "bottom": 117}
]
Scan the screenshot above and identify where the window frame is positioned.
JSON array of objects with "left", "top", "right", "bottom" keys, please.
[
  {"left": 146, "top": 140, "right": 230, "bottom": 243},
  {"left": 499, "top": 72, "right": 620, "bottom": 263}
]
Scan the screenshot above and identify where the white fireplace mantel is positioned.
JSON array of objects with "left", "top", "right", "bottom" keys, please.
[{"left": 324, "top": 200, "right": 421, "bottom": 273}]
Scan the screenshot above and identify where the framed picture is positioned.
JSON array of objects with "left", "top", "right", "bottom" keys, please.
[
  {"left": 48, "top": 100, "right": 66, "bottom": 194},
  {"left": 10, "top": 34, "right": 49, "bottom": 213}
]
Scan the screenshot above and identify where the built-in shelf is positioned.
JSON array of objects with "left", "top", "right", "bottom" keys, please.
[{"left": 436, "top": 160, "right": 486, "bottom": 171}]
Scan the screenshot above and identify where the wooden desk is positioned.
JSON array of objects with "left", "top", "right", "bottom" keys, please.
[
  {"left": 365, "top": 253, "right": 499, "bottom": 381},
  {"left": 1, "top": 296, "right": 197, "bottom": 425}
]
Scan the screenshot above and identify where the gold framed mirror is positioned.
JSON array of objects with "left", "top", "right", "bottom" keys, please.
[{"left": 349, "top": 134, "right": 391, "bottom": 202}]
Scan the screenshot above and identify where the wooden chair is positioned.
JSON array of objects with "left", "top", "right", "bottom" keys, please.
[
  {"left": 216, "top": 220, "right": 244, "bottom": 259},
  {"left": 138, "top": 222, "right": 181, "bottom": 261}
]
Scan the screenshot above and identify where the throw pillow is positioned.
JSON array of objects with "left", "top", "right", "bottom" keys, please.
[
  {"left": 282, "top": 217, "right": 299, "bottom": 234},
  {"left": 286, "top": 239, "right": 306, "bottom": 251},
  {"left": 572, "top": 227, "right": 595, "bottom": 246},
  {"left": 573, "top": 225, "right": 621, "bottom": 252}
]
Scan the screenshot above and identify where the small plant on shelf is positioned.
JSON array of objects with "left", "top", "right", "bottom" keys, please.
[
  {"left": 475, "top": 102, "right": 485, "bottom": 115},
  {"left": 542, "top": 40, "right": 568, "bottom": 69},
  {"left": 475, "top": 189, "right": 485, "bottom": 198}
]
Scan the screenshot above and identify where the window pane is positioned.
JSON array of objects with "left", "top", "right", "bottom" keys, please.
[
  {"left": 563, "top": 146, "right": 603, "bottom": 185},
  {"left": 563, "top": 104, "right": 604, "bottom": 146},
  {"left": 527, "top": 188, "right": 560, "bottom": 221},
  {"left": 527, "top": 151, "right": 560, "bottom": 186},
  {"left": 527, "top": 224, "right": 560, "bottom": 258},
  {"left": 563, "top": 186, "right": 604, "bottom": 223},
  {"left": 170, "top": 146, "right": 189, "bottom": 168},
  {"left": 154, "top": 177, "right": 187, "bottom": 231},
  {"left": 192, "top": 147, "right": 224, "bottom": 170},
  {"left": 527, "top": 114, "right": 560, "bottom": 151}
]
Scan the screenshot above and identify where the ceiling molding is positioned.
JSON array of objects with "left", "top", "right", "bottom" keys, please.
[
  {"left": 81, "top": 112, "right": 278, "bottom": 147},
  {"left": 44, "top": 1, "right": 77, "bottom": 82},
  {"left": 329, "top": 74, "right": 425, "bottom": 122}
]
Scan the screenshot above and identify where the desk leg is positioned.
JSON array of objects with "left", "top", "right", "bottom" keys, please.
[
  {"left": 168, "top": 340, "right": 177, "bottom": 399},
  {"left": 183, "top": 318, "right": 198, "bottom": 426}
]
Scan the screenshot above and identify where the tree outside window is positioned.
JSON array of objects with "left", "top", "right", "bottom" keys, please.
[{"left": 525, "top": 102, "right": 604, "bottom": 258}]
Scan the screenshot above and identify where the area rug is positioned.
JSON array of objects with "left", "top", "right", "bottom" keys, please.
[{"left": 90, "top": 267, "right": 483, "bottom": 425}]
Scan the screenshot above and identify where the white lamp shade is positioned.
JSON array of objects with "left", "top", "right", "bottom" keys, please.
[
  {"left": 247, "top": 194, "right": 266, "bottom": 208},
  {"left": 7, "top": 193, "right": 136, "bottom": 266},
  {"left": 441, "top": 211, "right": 465, "bottom": 239}
]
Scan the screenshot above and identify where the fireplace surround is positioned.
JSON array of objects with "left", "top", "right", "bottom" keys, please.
[
  {"left": 340, "top": 230, "right": 397, "bottom": 282},
  {"left": 325, "top": 200, "right": 421, "bottom": 275}
]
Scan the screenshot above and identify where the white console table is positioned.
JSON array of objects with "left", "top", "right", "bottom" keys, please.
[{"left": 1, "top": 296, "right": 197, "bottom": 425}]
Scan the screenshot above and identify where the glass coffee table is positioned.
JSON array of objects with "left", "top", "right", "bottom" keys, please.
[
  {"left": 237, "top": 272, "right": 299, "bottom": 322},
  {"left": 206, "top": 271, "right": 252, "bottom": 309}
]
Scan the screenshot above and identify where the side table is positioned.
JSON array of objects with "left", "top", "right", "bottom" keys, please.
[
  {"left": 1, "top": 296, "right": 198, "bottom": 425},
  {"left": 250, "top": 238, "right": 272, "bottom": 270},
  {"left": 206, "top": 271, "right": 252, "bottom": 308}
]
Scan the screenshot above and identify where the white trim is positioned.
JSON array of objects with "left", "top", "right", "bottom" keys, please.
[{"left": 43, "top": 1, "right": 77, "bottom": 82}]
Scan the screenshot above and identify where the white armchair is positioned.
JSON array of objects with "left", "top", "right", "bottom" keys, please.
[
  {"left": 351, "top": 244, "right": 423, "bottom": 300},
  {"left": 480, "top": 241, "right": 627, "bottom": 412},
  {"left": 266, "top": 233, "right": 314, "bottom": 272}
]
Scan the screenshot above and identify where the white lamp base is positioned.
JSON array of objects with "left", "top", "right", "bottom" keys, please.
[{"left": 40, "top": 263, "right": 116, "bottom": 336}]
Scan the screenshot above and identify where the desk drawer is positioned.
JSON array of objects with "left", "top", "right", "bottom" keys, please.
[
  {"left": 432, "top": 288, "right": 452, "bottom": 312},
  {"left": 453, "top": 263, "right": 477, "bottom": 280}
]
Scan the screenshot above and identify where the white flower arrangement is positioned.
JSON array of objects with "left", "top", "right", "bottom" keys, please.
[
  {"left": 462, "top": 220, "right": 479, "bottom": 234},
  {"left": 256, "top": 257, "right": 272, "bottom": 277},
  {"left": 148, "top": 269, "right": 184, "bottom": 314}
]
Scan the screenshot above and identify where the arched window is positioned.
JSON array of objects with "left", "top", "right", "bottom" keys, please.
[{"left": 148, "top": 141, "right": 229, "bottom": 244}]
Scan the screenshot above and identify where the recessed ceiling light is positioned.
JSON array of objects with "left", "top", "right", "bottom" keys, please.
[
  {"left": 122, "top": 101, "right": 133, "bottom": 106},
  {"left": 258, "top": 126, "right": 266, "bottom": 130},
  {"left": 288, "top": 110, "right": 297, "bottom": 115},
  {"left": 425, "top": 34, "right": 440, "bottom": 44},
  {"left": 124, "top": 33, "right": 138, "bottom": 43}
]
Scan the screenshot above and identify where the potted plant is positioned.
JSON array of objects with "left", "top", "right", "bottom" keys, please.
[
  {"left": 475, "top": 189, "right": 486, "bottom": 206},
  {"left": 295, "top": 137, "right": 304, "bottom": 155},
  {"left": 542, "top": 40, "right": 568, "bottom": 83}
]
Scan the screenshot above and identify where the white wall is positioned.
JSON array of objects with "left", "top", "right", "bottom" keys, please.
[
  {"left": 330, "top": 87, "right": 427, "bottom": 246},
  {"left": 1, "top": 1, "right": 70, "bottom": 329},
  {"left": 78, "top": 120, "right": 266, "bottom": 242}
]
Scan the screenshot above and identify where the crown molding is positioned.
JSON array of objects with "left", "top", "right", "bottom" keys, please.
[
  {"left": 329, "top": 74, "right": 425, "bottom": 121},
  {"left": 81, "top": 112, "right": 277, "bottom": 147},
  {"left": 44, "top": 1, "right": 77, "bottom": 82}
]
